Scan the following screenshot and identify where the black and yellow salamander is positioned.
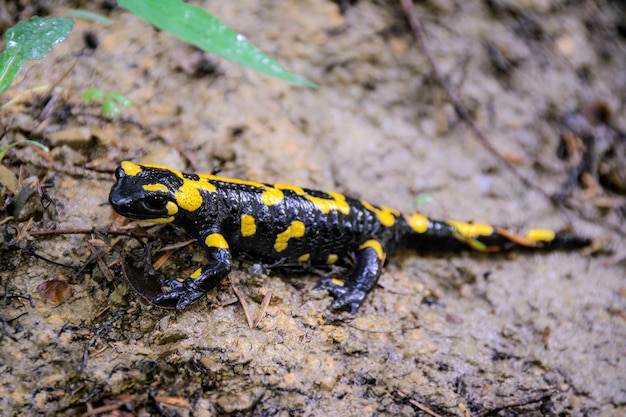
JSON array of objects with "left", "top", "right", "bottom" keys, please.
[{"left": 109, "top": 161, "right": 590, "bottom": 313}]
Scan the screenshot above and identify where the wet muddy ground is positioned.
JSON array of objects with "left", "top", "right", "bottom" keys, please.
[{"left": 0, "top": 1, "right": 625, "bottom": 416}]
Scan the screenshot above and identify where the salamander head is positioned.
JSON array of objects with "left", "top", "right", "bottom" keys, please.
[{"left": 109, "top": 161, "right": 183, "bottom": 223}]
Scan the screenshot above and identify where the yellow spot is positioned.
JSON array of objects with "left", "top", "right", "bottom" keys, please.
[
  {"left": 447, "top": 220, "right": 494, "bottom": 238},
  {"left": 306, "top": 192, "right": 351, "bottom": 215},
  {"left": 190, "top": 268, "right": 202, "bottom": 279},
  {"left": 205, "top": 233, "right": 229, "bottom": 249},
  {"left": 241, "top": 214, "right": 257, "bottom": 237},
  {"left": 174, "top": 180, "right": 216, "bottom": 212},
  {"left": 146, "top": 217, "right": 174, "bottom": 224},
  {"left": 359, "top": 240, "right": 384, "bottom": 260},
  {"left": 202, "top": 175, "right": 285, "bottom": 206},
  {"left": 525, "top": 228, "right": 555, "bottom": 242},
  {"left": 138, "top": 163, "right": 217, "bottom": 212},
  {"left": 275, "top": 184, "right": 305, "bottom": 195},
  {"left": 326, "top": 254, "right": 338, "bottom": 264},
  {"left": 277, "top": 184, "right": 352, "bottom": 215},
  {"left": 174, "top": 188, "right": 201, "bottom": 212},
  {"left": 165, "top": 202, "right": 178, "bottom": 215},
  {"left": 121, "top": 161, "right": 142, "bottom": 176},
  {"left": 297, "top": 253, "right": 310, "bottom": 262},
  {"left": 361, "top": 200, "right": 399, "bottom": 227},
  {"left": 142, "top": 183, "right": 168, "bottom": 193},
  {"left": 274, "top": 221, "right": 306, "bottom": 252},
  {"left": 190, "top": 178, "right": 217, "bottom": 193},
  {"left": 406, "top": 213, "right": 429, "bottom": 233},
  {"left": 331, "top": 278, "right": 344, "bottom": 286},
  {"left": 261, "top": 188, "right": 285, "bottom": 206}
]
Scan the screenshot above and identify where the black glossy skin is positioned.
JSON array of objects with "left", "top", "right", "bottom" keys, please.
[{"left": 109, "top": 162, "right": 590, "bottom": 313}]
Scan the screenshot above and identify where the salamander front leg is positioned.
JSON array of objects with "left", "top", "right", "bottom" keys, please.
[
  {"left": 317, "top": 240, "right": 386, "bottom": 314},
  {"left": 154, "top": 233, "right": 232, "bottom": 310}
]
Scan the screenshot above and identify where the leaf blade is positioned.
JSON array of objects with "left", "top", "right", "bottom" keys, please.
[
  {"left": 118, "top": 0, "right": 315, "bottom": 87},
  {"left": 0, "top": 16, "right": 74, "bottom": 94}
]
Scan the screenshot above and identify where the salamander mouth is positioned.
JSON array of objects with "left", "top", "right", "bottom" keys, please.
[
  {"left": 109, "top": 184, "right": 169, "bottom": 220},
  {"left": 110, "top": 204, "right": 159, "bottom": 220}
]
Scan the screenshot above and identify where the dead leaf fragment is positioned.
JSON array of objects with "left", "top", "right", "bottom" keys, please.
[
  {"left": 0, "top": 165, "right": 18, "bottom": 193},
  {"left": 37, "top": 275, "right": 72, "bottom": 304}
]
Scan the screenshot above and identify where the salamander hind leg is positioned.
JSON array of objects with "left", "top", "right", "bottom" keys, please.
[
  {"left": 154, "top": 233, "right": 232, "bottom": 310},
  {"left": 317, "top": 239, "right": 386, "bottom": 314}
]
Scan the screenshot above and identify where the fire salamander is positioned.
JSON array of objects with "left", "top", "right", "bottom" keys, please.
[{"left": 109, "top": 161, "right": 590, "bottom": 313}]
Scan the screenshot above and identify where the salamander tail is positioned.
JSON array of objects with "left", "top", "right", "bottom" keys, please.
[{"left": 403, "top": 213, "right": 591, "bottom": 252}]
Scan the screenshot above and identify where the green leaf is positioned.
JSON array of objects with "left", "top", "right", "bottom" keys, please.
[
  {"left": 101, "top": 99, "right": 121, "bottom": 117},
  {"left": 0, "top": 16, "right": 74, "bottom": 95},
  {"left": 415, "top": 194, "right": 433, "bottom": 205},
  {"left": 81, "top": 88, "right": 133, "bottom": 117},
  {"left": 80, "top": 86, "right": 105, "bottom": 101},
  {"left": 108, "top": 91, "right": 133, "bottom": 107},
  {"left": 118, "top": 0, "right": 315, "bottom": 87}
]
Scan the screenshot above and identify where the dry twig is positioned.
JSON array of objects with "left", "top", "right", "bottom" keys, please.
[
  {"left": 398, "top": 0, "right": 551, "bottom": 200},
  {"left": 253, "top": 290, "right": 272, "bottom": 328},
  {"left": 232, "top": 284, "right": 254, "bottom": 329},
  {"left": 474, "top": 389, "right": 557, "bottom": 417}
]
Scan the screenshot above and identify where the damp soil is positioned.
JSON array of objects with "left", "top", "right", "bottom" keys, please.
[{"left": 1, "top": 1, "right": 625, "bottom": 416}]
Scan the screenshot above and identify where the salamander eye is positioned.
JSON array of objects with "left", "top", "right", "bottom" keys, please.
[{"left": 144, "top": 194, "right": 167, "bottom": 210}]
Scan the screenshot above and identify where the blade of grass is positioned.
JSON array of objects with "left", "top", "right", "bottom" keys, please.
[
  {"left": 0, "top": 140, "right": 49, "bottom": 162},
  {"left": 64, "top": 9, "right": 112, "bottom": 26},
  {"left": 0, "top": 16, "right": 74, "bottom": 95},
  {"left": 118, "top": 0, "right": 315, "bottom": 87}
]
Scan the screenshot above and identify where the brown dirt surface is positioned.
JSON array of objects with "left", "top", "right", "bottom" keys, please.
[{"left": 1, "top": 1, "right": 625, "bottom": 416}]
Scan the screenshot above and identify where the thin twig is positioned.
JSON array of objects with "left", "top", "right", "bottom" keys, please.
[
  {"left": 82, "top": 309, "right": 126, "bottom": 369},
  {"left": 399, "top": 0, "right": 551, "bottom": 201},
  {"left": 474, "top": 389, "right": 557, "bottom": 417},
  {"left": 397, "top": 390, "right": 444, "bottom": 417},
  {"left": 31, "top": 62, "right": 76, "bottom": 135},
  {"left": 79, "top": 402, "right": 125, "bottom": 417},
  {"left": 28, "top": 227, "right": 180, "bottom": 241},
  {"left": 253, "top": 290, "right": 272, "bottom": 328},
  {"left": 94, "top": 249, "right": 115, "bottom": 282},
  {"left": 232, "top": 285, "right": 254, "bottom": 329}
]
